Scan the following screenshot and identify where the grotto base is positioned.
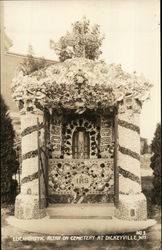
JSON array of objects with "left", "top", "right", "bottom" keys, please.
[{"left": 7, "top": 215, "right": 156, "bottom": 235}]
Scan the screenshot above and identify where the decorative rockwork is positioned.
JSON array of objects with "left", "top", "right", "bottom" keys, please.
[
  {"left": 61, "top": 115, "right": 100, "bottom": 158},
  {"left": 14, "top": 109, "right": 47, "bottom": 220},
  {"left": 34, "top": 99, "right": 44, "bottom": 112},
  {"left": 118, "top": 119, "right": 140, "bottom": 134},
  {"left": 12, "top": 58, "right": 152, "bottom": 114},
  {"left": 118, "top": 166, "right": 141, "bottom": 184},
  {"left": 21, "top": 122, "right": 44, "bottom": 137},
  {"left": 119, "top": 145, "right": 140, "bottom": 161},
  {"left": 100, "top": 115, "right": 114, "bottom": 158},
  {"left": 48, "top": 158, "right": 114, "bottom": 203},
  {"left": 21, "top": 171, "right": 40, "bottom": 185},
  {"left": 50, "top": 114, "right": 62, "bottom": 158},
  {"left": 115, "top": 193, "right": 147, "bottom": 220},
  {"left": 12, "top": 57, "right": 151, "bottom": 221},
  {"left": 17, "top": 98, "right": 44, "bottom": 114},
  {"left": 117, "top": 100, "right": 144, "bottom": 207},
  {"left": 15, "top": 194, "right": 46, "bottom": 219},
  {"left": 22, "top": 149, "right": 38, "bottom": 161},
  {"left": 118, "top": 98, "right": 142, "bottom": 116}
]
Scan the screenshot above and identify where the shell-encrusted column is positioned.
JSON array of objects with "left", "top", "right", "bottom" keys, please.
[
  {"left": 115, "top": 98, "right": 147, "bottom": 220},
  {"left": 15, "top": 104, "right": 46, "bottom": 219}
]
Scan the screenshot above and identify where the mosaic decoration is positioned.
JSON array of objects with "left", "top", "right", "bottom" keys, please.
[
  {"left": 21, "top": 171, "right": 40, "bottom": 185},
  {"left": 12, "top": 57, "right": 151, "bottom": 220},
  {"left": 21, "top": 122, "right": 44, "bottom": 137},
  {"left": 50, "top": 113, "right": 62, "bottom": 158},
  {"left": 48, "top": 159, "right": 114, "bottom": 203},
  {"left": 100, "top": 115, "right": 114, "bottom": 158},
  {"left": 62, "top": 116, "right": 100, "bottom": 158},
  {"left": 12, "top": 58, "right": 152, "bottom": 115},
  {"left": 22, "top": 149, "right": 38, "bottom": 161},
  {"left": 115, "top": 193, "right": 147, "bottom": 220},
  {"left": 119, "top": 145, "right": 140, "bottom": 161},
  {"left": 118, "top": 119, "right": 140, "bottom": 134},
  {"left": 117, "top": 103, "right": 142, "bottom": 198},
  {"left": 118, "top": 166, "right": 141, "bottom": 185}
]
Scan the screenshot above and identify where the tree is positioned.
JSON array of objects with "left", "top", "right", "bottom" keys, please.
[
  {"left": 150, "top": 123, "right": 161, "bottom": 205},
  {"left": 140, "top": 137, "right": 149, "bottom": 154},
  {"left": 50, "top": 16, "right": 104, "bottom": 61},
  {"left": 0, "top": 95, "right": 19, "bottom": 203},
  {"left": 20, "top": 44, "right": 47, "bottom": 75},
  {"left": 143, "top": 139, "right": 149, "bottom": 154}
]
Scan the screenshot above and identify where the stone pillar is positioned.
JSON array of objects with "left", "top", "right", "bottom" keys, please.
[
  {"left": 115, "top": 98, "right": 147, "bottom": 220},
  {"left": 15, "top": 104, "right": 46, "bottom": 219}
]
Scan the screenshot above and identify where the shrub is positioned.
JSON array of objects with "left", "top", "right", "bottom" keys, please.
[
  {"left": 150, "top": 123, "right": 161, "bottom": 205},
  {"left": 0, "top": 95, "right": 19, "bottom": 203}
]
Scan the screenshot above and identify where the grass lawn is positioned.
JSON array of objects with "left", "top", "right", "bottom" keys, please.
[
  {"left": 1, "top": 176, "right": 161, "bottom": 250},
  {"left": 2, "top": 222, "right": 161, "bottom": 250}
]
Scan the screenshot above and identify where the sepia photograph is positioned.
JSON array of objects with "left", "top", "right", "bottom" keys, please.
[{"left": 1, "top": 0, "right": 161, "bottom": 249}]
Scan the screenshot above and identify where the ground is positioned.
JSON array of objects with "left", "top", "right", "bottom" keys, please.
[{"left": 1, "top": 176, "right": 161, "bottom": 250}]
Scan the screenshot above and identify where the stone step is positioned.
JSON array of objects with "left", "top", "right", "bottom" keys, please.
[
  {"left": 46, "top": 203, "right": 115, "bottom": 219},
  {"left": 7, "top": 216, "right": 157, "bottom": 235}
]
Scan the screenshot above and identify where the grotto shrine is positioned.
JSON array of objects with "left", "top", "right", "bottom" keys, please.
[{"left": 11, "top": 58, "right": 152, "bottom": 221}]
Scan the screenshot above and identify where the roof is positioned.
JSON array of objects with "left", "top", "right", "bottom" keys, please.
[
  {"left": 5, "top": 51, "right": 56, "bottom": 63},
  {"left": 11, "top": 58, "right": 152, "bottom": 114}
]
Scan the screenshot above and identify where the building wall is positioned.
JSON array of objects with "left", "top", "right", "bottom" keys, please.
[
  {"left": 1, "top": 52, "right": 23, "bottom": 113},
  {"left": 1, "top": 52, "right": 55, "bottom": 113},
  {"left": 1, "top": 51, "right": 55, "bottom": 134}
]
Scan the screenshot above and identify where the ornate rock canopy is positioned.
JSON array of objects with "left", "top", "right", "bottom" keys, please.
[{"left": 11, "top": 58, "right": 152, "bottom": 114}]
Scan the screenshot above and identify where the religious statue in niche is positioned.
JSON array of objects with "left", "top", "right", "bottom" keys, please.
[
  {"left": 72, "top": 128, "right": 90, "bottom": 159},
  {"left": 62, "top": 116, "right": 100, "bottom": 159}
]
